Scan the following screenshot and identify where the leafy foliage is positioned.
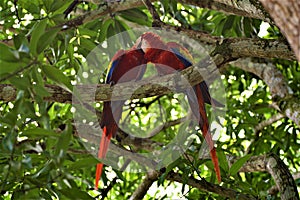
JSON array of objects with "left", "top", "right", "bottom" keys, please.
[{"left": 0, "top": 0, "right": 299, "bottom": 199}]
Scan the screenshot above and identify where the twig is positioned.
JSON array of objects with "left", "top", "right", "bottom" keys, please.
[
  {"left": 63, "top": 0, "right": 80, "bottom": 18},
  {"left": 100, "top": 177, "right": 117, "bottom": 199},
  {"left": 166, "top": 171, "right": 257, "bottom": 200},
  {"left": 129, "top": 170, "right": 160, "bottom": 200},
  {"left": 245, "top": 112, "right": 285, "bottom": 153},
  {"left": 100, "top": 160, "right": 131, "bottom": 199},
  {"left": 254, "top": 113, "right": 285, "bottom": 133},
  {"left": 0, "top": 60, "right": 37, "bottom": 83},
  {"left": 142, "top": 0, "right": 161, "bottom": 27},
  {"left": 13, "top": 0, "right": 21, "bottom": 23}
]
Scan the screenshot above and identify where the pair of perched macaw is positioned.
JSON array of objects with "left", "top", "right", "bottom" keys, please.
[{"left": 95, "top": 32, "right": 221, "bottom": 189}]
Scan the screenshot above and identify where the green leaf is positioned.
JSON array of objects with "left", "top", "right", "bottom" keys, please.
[
  {"left": 229, "top": 154, "right": 252, "bottom": 176},
  {"left": 40, "top": 190, "right": 53, "bottom": 200},
  {"left": 0, "top": 43, "right": 19, "bottom": 62},
  {"left": 120, "top": 8, "right": 150, "bottom": 26},
  {"left": 80, "top": 37, "right": 97, "bottom": 51},
  {"left": 14, "top": 33, "right": 26, "bottom": 49},
  {"left": 78, "top": 27, "right": 98, "bottom": 38},
  {"left": 41, "top": 65, "right": 73, "bottom": 92},
  {"left": 55, "top": 124, "right": 72, "bottom": 156},
  {"left": 222, "top": 15, "right": 235, "bottom": 35},
  {"left": 0, "top": 60, "right": 26, "bottom": 76},
  {"left": 22, "top": 155, "right": 33, "bottom": 169},
  {"left": 115, "top": 19, "right": 131, "bottom": 47},
  {"left": 60, "top": 189, "right": 94, "bottom": 200},
  {"left": 99, "top": 19, "right": 113, "bottom": 43},
  {"left": 22, "top": 128, "right": 59, "bottom": 137},
  {"left": 18, "top": 43, "right": 30, "bottom": 54},
  {"left": 106, "top": 20, "right": 116, "bottom": 40},
  {"left": 217, "top": 150, "right": 229, "bottom": 173},
  {"left": 114, "top": 170, "right": 126, "bottom": 182},
  {"left": 37, "top": 28, "right": 60, "bottom": 54},
  {"left": 68, "top": 157, "right": 98, "bottom": 170},
  {"left": 166, "top": 158, "right": 183, "bottom": 174},
  {"left": 9, "top": 76, "right": 31, "bottom": 90},
  {"left": 18, "top": 0, "right": 40, "bottom": 14},
  {"left": 31, "top": 68, "right": 51, "bottom": 99},
  {"left": 43, "top": 0, "right": 54, "bottom": 12},
  {"left": 2, "top": 132, "right": 15, "bottom": 152},
  {"left": 29, "top": 19, "right": 48, "bottom": 55},
  {"left": 50, "top": 0, "right": 72, "bottom": 13}
]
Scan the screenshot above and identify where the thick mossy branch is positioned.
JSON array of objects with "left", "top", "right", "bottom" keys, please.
[
  {"left": 179, "top": 0, "right": 272, "bottom": 22},
  {"left": 0, "top": 65, "right": 207, "bottom": 103}
]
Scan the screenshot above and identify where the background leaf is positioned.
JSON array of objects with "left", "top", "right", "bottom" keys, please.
[
  {"left": 229, "top": 154, "right": 252, "bottom": 176},
  {"left": 41, "top": 65, "right": 73, "bottom": 92}
]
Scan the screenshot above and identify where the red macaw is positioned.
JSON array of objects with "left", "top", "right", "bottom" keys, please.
[
  {"left": 95, "top": 40, "right": 146, "bottom": 189},
  {"left": 140, "top": 32, "right": 221, "bottom": 182}
]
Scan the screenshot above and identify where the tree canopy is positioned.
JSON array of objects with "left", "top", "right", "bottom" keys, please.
[{"left": 0, "top": 0, "right": 299, "bottom": 199}]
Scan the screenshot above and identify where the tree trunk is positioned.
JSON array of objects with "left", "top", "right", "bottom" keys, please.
[{"left": 259, "top": 0, "right": 300, "bottom": 61}]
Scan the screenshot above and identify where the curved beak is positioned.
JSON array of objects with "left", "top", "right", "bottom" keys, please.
[{"left": 135, "top": 36, "right": 150, "bottom": 53}]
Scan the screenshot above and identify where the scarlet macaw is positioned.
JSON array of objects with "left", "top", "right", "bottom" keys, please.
[
  {"left": 139, "top": 32, "right": 221, "bottom": 182},
  {"left": 95, "top": 39, "right": 146, "bottom": 189}
]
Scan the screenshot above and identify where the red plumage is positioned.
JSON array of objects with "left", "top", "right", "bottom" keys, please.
[
  {"left": 95, "top": 42, "right": 146, "bottom": 189},
  {"left": 140, "top": 32, "right": 221, "bottom": 182}
]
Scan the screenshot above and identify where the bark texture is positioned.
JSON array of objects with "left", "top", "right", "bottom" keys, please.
[{"left": 259, "top": 0, "right": 300, "bottom": 60}]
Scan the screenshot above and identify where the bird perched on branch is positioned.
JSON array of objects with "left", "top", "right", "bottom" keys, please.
[
  {"left": 95, "top": 39, "right": 146, "bottom": 189},
  {"left": 139, "top": 32, "right": 221, "bottom": 182}
]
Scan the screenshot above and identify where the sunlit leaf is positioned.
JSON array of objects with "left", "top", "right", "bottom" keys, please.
[
  {"left": 229, "top": 154, "right": 252, "bottom": 176},
  {"left": 29, "top": 19, "right": 48, "bottom": 55},
  {"left": 0, "top": 43, "right": 19, "bottom": 62},
  {"left": 41, "top": 65, "right": 73, "bottom": 92},
  {"left": 22, "top": 128, "right": 59, "bottom": 137},
  {"left": 37, "top": 28, "right": 60, "bottom": 54}
]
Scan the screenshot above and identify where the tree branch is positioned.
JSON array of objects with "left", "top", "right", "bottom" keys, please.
[
  {"left": 164, "top": 23, "right": 295, "bottom": 60},
  {"left": 254, "top": 113, "right": 285, "bottom": 133},
  {"left": 62, "top": 0, "right": 273, "bottom": 29},
  {"left": 178, "top": 0, "right": 272, "bottom": 23},
  {"left": 58, "top": 0, "right": 146, "bottom": 30},
  {"left": 57, "top": 0, "right": 296, "bottom": 61},
  {"left": 269, "top": 172, "right": 300, "bottom": 196},
  {"left": 2, "top": 0, "right": 297, "bottom": 62},
  {"left": 129, "top": 170, "right": 159, "bottom": 200},
  {"left": 3, "top": 0, "right": 296, "bottom": 60},
  {"left": 259, "top": 0, "right": 300, "bottom": 61},
  {"left": 142, "top": 0, "right": 161, "bottom": 27},
  {"left": 0, "top": 63, "right": 209, "bottom": 103},
  {"left": 166, "top": 171, "right": 257, "bottom": 200}
]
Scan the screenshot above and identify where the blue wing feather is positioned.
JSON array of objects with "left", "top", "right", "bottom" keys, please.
[
  {"left": 170, "top": 47, "right": 192, "bottom": 67},
  {"left": 169, "top": 45, "right": 222, "bottom": 106},
  {"left": 106, "top": 49, "right": 128, "bottom": 84},
  {"left": 106, "top": 58, "right": 120, "bottom": 84}
]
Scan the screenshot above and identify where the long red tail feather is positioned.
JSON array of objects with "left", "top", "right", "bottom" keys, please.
[
  {"left": 195, "top": 85, "right": 221, "bottom": 182},
  {"left": 95, "top": 126, "right": 112, "bottom": 189}
]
